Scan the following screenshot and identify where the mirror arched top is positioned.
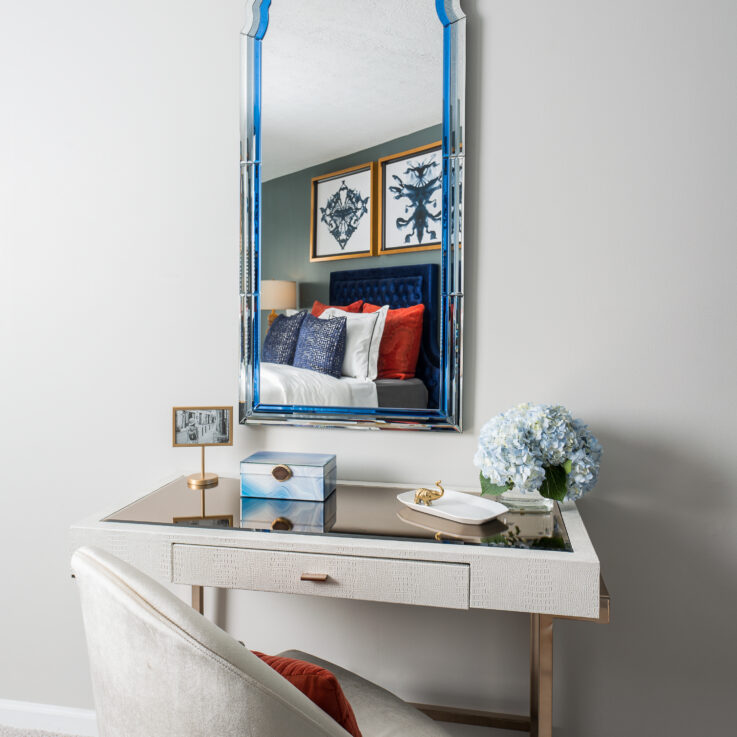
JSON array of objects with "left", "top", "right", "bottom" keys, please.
[{"left": 242, "top": 0, "right": 465, "bottom": 38}]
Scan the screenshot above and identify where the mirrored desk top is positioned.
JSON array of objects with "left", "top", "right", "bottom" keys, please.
[{"left": 104, "top": 477, "right": 572, "bottom": 552}]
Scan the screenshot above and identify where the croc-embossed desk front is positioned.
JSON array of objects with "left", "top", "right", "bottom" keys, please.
[{"left": 70, "top": 477, "right": 609, "bottom": 737}]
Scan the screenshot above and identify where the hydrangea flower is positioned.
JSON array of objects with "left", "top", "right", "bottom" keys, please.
[{"left": 474, "top": 404, "right": 602, "bottom": 502}]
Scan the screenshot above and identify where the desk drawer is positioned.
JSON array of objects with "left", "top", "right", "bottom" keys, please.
[{"left": 171, "top": 544, "right": 470, "bottom": 610}]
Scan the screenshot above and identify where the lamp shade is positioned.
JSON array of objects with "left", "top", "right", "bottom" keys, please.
[{"left": 261, "top": 280, "right": 297, "bottom": 311}]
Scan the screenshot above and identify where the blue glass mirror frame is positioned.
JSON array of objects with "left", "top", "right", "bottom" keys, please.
[{"left": 239, "top": 0, "right": 465, "bottom": 431}]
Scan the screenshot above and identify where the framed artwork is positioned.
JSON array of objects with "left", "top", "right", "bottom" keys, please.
[
  {"left": 378, "top": 141, "right": 442, "bottom": 255},
  {"left": 172, "top": 406, "right": 233, "bottom": 447},
  {"left": 310, "top": 162, "right": 377, "bottom": 262}
]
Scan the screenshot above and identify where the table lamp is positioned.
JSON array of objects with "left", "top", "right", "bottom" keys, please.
[{"left": 261, "top": 280, "right": 297, "bottom": 326}]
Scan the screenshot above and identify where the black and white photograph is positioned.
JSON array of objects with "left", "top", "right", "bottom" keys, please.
[
  {"left": 379, "top": 142, "right": 442, "bottom": 254},
  {"left": 172, "top": 406, "right": 233, "bottom": 446},
  {"left": 310, "top": 162, "right": 376, "bottom": 261}
]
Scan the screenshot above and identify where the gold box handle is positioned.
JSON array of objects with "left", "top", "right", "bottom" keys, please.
[
  {"left": 300, "top": 573, "right": 329, "bottom": 582},
  {"left": 271, "top": 464, "right": 293, "bottom": 481},
  {"left": 271, "top": 517, "right": 293, "bottom": 531}
]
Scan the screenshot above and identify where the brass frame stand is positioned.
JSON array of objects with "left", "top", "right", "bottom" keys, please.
[
  {"left": 191, "top": 585, "right": 204, "bottom": 615},
  {"left": 187, "top": 446, "right": 217, "bottom": 616},
  {"left": 187, "top": 446, "right": 219, "bottom": 492}
]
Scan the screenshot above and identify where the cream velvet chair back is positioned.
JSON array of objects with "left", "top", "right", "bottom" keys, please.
[{"left": 71, "top": 546, "right": 351, "bottom": 737}]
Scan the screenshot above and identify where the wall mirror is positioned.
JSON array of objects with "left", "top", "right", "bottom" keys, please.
[{"left": 240, "top": 0, "right": 465, "bottom": 430}]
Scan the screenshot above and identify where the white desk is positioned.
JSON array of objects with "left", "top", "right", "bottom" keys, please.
[{"left": 70, "top": 477, "right": 609, "bottom": 737}]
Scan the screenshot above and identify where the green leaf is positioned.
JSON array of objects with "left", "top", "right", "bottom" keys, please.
[
  {"left": 563, "top": 459, "right": 572, "bottom": 474},
  {"left": 479, "top": 471, "right": 511, "bottom": 496},
  {"left": 539, "top": 465, "right": 568, "bottom": 501}
]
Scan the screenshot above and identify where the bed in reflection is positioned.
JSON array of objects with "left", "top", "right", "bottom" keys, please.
[
  {"left": 259, "top": 263, "right": 439, "bottom": 409},
  {"left": 260, "top": 363, "right": 381, "bottom": 407}
]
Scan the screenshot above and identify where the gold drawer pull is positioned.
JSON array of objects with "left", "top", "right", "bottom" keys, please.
[
  {"left": 271, "top": 517, "right": 293, "bottom": 531},
  {"left": 300, "top": 573, "right": 329, "bottom": 582},
  {"left": 271, "top": 464, "right": 293, "bottom": 481}
]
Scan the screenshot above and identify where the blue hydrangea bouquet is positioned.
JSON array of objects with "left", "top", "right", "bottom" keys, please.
[{"left": 474, "top": 404, "right": 602, "bottom": 503}]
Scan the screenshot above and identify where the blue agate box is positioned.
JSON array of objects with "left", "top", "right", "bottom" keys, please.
[
  {"left": 240, "top": 493, "right": 337, "bottom": 534},
  {"left": 240, "top": 451, "right": 337, "bottom": 502}
]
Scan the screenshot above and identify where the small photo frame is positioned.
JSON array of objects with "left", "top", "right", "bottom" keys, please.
[
  {"left": 172, "top": 406, "right": 233, "bottom": 447},
  {"left": 310, "top": 162, "right": 377, "bottom": 262},
  {"left": 378, "top": 142, "right": 442, "bottom": 255}
]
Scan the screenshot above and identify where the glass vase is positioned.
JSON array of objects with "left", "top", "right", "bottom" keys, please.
[{"left": 499, "top": 487, "right": 555, "bottom": 513}]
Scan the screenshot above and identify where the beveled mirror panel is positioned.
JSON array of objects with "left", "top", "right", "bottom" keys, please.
[{"left": 240, "top": 0, "right": 465, "bottom": 430}]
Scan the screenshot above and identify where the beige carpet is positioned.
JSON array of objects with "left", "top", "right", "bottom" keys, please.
[{"left": 0, "top": 727, "right": 81, "bottom": 737}]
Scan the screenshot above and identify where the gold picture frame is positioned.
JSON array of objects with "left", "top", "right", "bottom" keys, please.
[
  {"left": 172, "top": 406, "right": 233, "bottom": 447},
  {"left": 378, "top": 141, "right": 442, "bottom": 255},
  {"left": 310, "top": 161, "right": 377, "bottom": 262}
]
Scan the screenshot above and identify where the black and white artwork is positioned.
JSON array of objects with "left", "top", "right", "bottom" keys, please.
[
  {"left": 311, "top": 164, "right": 374, "bottom": 261},
  {"left": 172, "top": 407, "right": 232, "bottom": 446},
  {"left": 380, "top": 144, "right": 442, "bottom": 253}
]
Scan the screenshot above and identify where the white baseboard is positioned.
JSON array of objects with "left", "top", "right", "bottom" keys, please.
[{"left": 0, "top": 699, "right": 97, "bottom": 736}]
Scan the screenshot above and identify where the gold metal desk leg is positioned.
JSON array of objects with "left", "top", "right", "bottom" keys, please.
[
  {"left": 530, "top": 613, "right": 554, "bottom": 737},
  {"left": 192, "top": 585, "right": 204, "bottom": 615}
]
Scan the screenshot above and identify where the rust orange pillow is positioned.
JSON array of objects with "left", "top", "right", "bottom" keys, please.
[
  {"left": 362, "top": 303, "right": 424, "bottom": 379},
  {"left": 311, "top": 300, "right": 363, "bottom": 317},
  {"left": 253, "top": 651, "right": 363, "bottom": 737}
]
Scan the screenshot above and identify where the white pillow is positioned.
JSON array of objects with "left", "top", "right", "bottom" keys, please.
[{"left": 319, "top": 306, "right": 388, "bottom": 380}]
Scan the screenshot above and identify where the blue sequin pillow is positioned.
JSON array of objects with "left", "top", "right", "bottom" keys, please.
[
  {"left": 293, "top": 314, "right": 347, "bottom": 378},
  {"left": 262, "top": 311, "right": 307, "bottom": 365}
]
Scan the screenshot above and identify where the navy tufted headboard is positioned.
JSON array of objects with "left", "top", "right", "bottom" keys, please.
[{"left": 330, "top": 263, "right": 440, "bottom": 408}]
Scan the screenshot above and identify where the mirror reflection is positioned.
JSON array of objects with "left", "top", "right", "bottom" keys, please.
[
  {"left": 258, "top": 0, "right": 444, "bottom": 411},
  {"left": 104, "top": 478, "right": 573, "bottom": 552}
]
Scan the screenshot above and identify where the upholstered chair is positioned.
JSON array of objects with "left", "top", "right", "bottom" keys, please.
[{"left": 71, "top": 547, "right": 452, "bottom": 737}]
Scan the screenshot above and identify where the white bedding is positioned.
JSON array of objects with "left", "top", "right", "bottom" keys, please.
[{"left": 259, "top": 363, "right": 378, "bottom": 408}]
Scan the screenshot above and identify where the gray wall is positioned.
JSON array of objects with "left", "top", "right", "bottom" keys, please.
[
  {"left": 262, "top": 125, "right": 442, "bottom": 309},
  {"left": 1, "top": 2, "right": 736, "bottom": 736}
]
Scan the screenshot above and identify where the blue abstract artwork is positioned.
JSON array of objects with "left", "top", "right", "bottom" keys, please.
[
  {"left": 312, "top": 166, "right": 373, "bottom": 260},
  {"left": 383, "top": 147, "right": 442, "bottom": 251},
  {"left": 320, "top": 180, "right": 369, "bottom": 249}
]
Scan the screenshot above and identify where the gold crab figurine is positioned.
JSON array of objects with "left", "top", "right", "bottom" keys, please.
[{"left": 414, "top": 480, "right": 445, "bottom": 506}]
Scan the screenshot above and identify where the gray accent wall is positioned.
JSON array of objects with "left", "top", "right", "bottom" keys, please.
[{"left": 262, "top": 125, "right": 442, "bottom": 310}]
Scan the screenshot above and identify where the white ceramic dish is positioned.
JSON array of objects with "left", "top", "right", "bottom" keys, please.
[{"left": 396, "top": 489, "right": 508, "bottom": 525}]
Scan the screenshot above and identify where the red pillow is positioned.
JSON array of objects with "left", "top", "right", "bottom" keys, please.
[
  {"left": 253, "top": 652, "right": 362, "bottom": 737},
  {"left": 362, "top": 303, "right": 425, "bottom": 379},
  {"left": 311, "top": 300, "right": 363, "bottom": 317}
]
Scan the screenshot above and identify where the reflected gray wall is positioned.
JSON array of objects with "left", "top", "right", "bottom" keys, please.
[{"left": 262, "top": 125, "right": 442, "bottom": 310}]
